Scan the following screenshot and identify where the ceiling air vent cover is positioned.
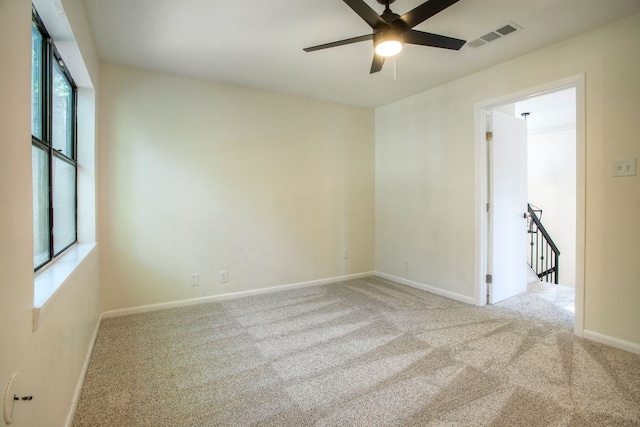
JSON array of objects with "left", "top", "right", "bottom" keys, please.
[{"left": 468, "top": 22, "right": 522, "bottom": 48}]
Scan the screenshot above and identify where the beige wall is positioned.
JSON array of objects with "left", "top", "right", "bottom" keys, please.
[
  {"left": 375, "top": 13, "right": 640, "bottom": 345},
  {"left": 98, "top": 64, "right": 375, "bottom": 311},
  {"left": 0, "top": 0, "right": 101, "bottom": 425}
]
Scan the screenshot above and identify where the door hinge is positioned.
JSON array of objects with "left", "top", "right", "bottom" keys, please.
[
  {"left": 486, "top": 203, "right": 490, "bottom": 213},
  {"left": 486, "top": 274, "right": 492, "bottom": 283},
  {"left": 486, "top": 131, "right": 493, "bottom": 142}
]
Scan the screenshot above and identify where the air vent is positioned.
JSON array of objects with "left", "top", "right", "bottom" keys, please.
[
  {"left": 496, "top": 24, "right": 517, "bottom": 36},
  {"left": 468, "top": 38, "right": 487, "bottom": 48},
  {"left": 468, "top": 22, "right": 522, "bottom": 48},
  {"left": 480, "top": 31, "right": 501, "bottom": 43}
]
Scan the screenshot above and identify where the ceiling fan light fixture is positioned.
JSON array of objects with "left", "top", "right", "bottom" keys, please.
[{"left": 374, "top": 30, "right": 404, "bottom": 57}]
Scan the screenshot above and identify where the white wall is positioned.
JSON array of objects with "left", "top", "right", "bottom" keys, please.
[
  {"left": 376, "top": 13, "right": 640, "bottom": 346},
  {"left": 528, "top": 128, "right": 576, "bottom": 287},
  {"left": 0, "top": 0, "right": 101, "bottom": 425},
  {"left": 98, "top": 64, "right": 375, "bottom": 311}
]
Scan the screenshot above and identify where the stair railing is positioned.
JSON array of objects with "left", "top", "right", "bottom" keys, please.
[{"left": 527, "top": 204, "right": 560, "bottom": 284}]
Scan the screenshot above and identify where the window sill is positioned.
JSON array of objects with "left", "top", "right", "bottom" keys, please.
[{"left": 33, "top": 242, "right": 97, "bottom": 331}]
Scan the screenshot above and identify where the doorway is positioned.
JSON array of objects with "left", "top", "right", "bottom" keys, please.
[
  {"left": 474, "top": 75, "right": 585, "bottom": 336},
  {"left": 515, "top": 88, "right": 577, "bottom": 290}
]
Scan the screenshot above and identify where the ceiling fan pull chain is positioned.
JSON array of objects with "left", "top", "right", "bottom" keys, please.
[{"left": 393, "top": 56, "right": 397, "bottom": 81}]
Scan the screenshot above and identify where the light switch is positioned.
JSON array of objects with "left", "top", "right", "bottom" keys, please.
[{"left": 612, "top": 158, "right": 636, "bottom": 177}]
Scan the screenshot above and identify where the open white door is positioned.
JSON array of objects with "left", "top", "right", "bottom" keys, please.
[{"left": 488, "top": 110, "right": 528, "bottom": 304}]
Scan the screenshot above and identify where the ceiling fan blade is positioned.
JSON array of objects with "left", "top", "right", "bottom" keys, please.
[
  {"left": 399, "top": 0, "right": 459, "bottom": 29},
  {"left": 404, "top": 30, "right": 466, "bottom": 50},
  {"left": 304, "top": 34, "right": 373, "bottom": 52},
  {"left": 343, "top": 0, "right": 388, "bottom": 29},
  {"left": 370, "top": 54, "right": 385, "bottom": 73}
]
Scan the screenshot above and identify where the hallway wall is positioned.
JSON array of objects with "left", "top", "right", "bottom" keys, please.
[{"left": 528, "top": 127, "right": 576, "bottom": 287}]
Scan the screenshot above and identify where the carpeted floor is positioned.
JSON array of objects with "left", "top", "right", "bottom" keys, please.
[{"left": 73, "top": 276, "right": 640, "bottom": 426}]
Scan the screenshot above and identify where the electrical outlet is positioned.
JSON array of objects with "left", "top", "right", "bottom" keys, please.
[
  {"left": 189, "top": 273, "right": 199, "bottom": 287},
  {"left": 219, "top": 271, "right": 228, "bottom": 283},
  {"left": 404, "top": 260, "right": 410, "bottom": 271}
]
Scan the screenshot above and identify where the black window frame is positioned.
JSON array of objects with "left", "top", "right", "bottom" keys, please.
[{"left": 32, "top": 8, "right": 78, "bottom": 272}]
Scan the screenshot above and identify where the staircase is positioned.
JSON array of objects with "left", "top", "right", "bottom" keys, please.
[{"left": 527, "top": 204, "right": 560, "bottom": 284}]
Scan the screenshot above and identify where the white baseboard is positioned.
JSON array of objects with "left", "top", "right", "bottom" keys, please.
[
  {"left": 583, "top": 329, "right": 640, "bottom": 355},
  {"left": 374, "top": 271, "right": 475, "bottom": 305},
  {"left": 101, "top": 271, "right": 375, "bottom": 319},
  {"left": 65, "top": 312, "right": 102, "bottom": 427}
]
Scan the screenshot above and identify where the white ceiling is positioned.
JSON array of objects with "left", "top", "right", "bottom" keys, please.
[
  {"left": 82, "top": 0, "right": 640, "bottom": 107},
  {"left": 515, "top": 87, "right": 576, "bottom": 133}
]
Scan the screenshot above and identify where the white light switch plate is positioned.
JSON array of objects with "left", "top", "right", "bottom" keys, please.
[{"left": 612, "top": 158, "right": 636, "bottom": 177}]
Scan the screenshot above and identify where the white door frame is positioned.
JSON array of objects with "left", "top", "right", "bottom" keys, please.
[{"left": 473, "top": 74, "right": 586, "bottom": 337}]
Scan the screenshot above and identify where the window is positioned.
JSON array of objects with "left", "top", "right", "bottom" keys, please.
[{"left": 32, "top": 10, "right": 78, "bottom": 271}]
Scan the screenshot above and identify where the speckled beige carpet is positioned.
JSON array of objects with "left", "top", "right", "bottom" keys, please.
[{"left": 73, "top": 276, "right": 640, "bottom": 426}]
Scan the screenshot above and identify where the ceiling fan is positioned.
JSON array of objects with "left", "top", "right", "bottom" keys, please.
[{"left": 303, "top": 0, "right": 466, "bottom": 73}]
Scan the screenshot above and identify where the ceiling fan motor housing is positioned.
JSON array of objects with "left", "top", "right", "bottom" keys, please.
[
  {"left": 380, "top": 7, "right": 402, "bottom": 24},
  {"left": 373, "top": 27, "right": 405, "bottom": 45}
]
